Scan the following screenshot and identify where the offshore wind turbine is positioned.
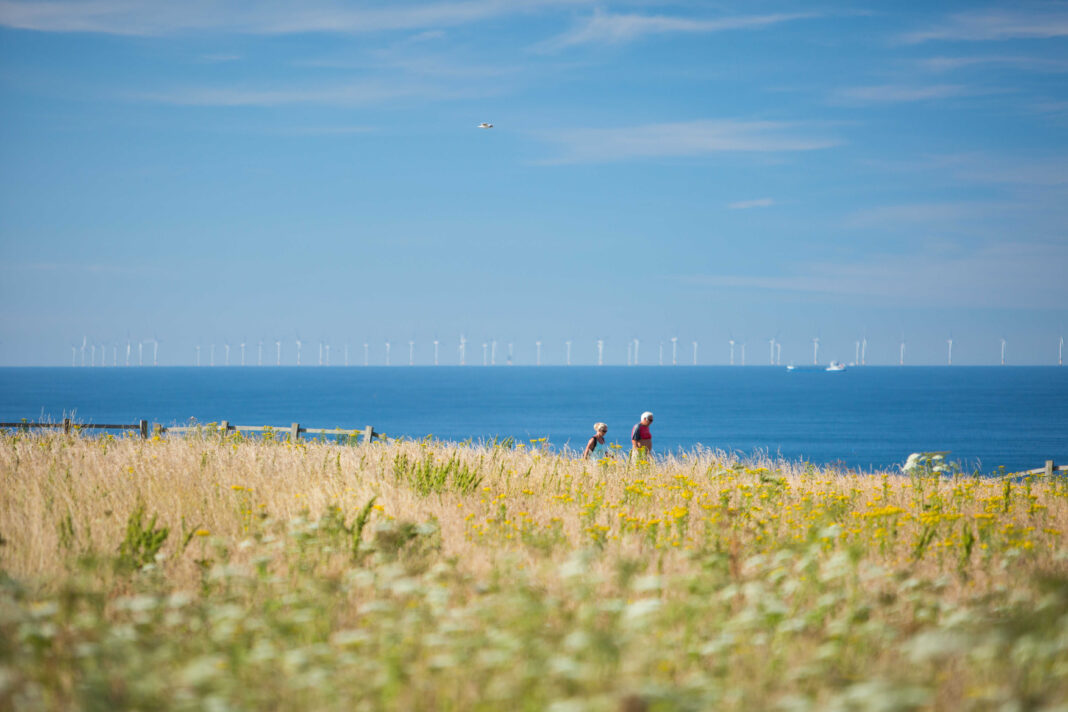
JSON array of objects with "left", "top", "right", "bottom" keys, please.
[
  {"left": 740, "top": 342, "right": 746, "bottom": 366},
  {"left": 670, "top": 336, "right": 678, "bottom": 366},
  {"left": 491, "top": 339, "right": 497, "bottom": 366},
  {"left": 363, "top": 342, "right": 369, "bottom": 367},
  {"left": 257, "top": 340, "right": 263, "bottom": 367},
  {"left": 855, "top": 340, "right": 860, "bottom": 366},
  {"left": 318, "top": 340, "right": 323, "bottom": 367},
  {"left": 658, "top": 341, "right": 663, "bottom": 366},
  {"left": 71, "top": 344, "right": 77, "bottom": 367},
  {"left": 240, "top": 340, "right": 246, "bottom": 367},
  {"left": 224, "top": 342, "right": 231, "bottom": 367},
  {"left": 633, "top": 338, "right": 640, "bottom": 366},
  {"left": 812, "top": 337, "right": 820, "bottom": 366},
  {"left": 693, "top": 340, "right": 698, "bottom": 366},
  {"left": 536, "top": 340, "right": 542, "bottom": 366},
  {"left": 861, "top": 337, "right": 867, "bottom": 366},
  {"left": 112, "top": 343, "right": 118, "bottom": 367},
  {"left": 565, "top": 340, "right": 572, "bottom": 366},
  {"left": 596, "top": 339, "right": 604, "bottom": 366},
  {"left": 385, "top": 340, "right": 391, "bottom": 366},
  {"left": 275, "top": 339, "right": 282, "bottom": 366},
  {"left": 90, "top": 342, "right": 96, "bottom": 367},
  {"left": 458, "top": 335, "right": 466, "bottom": 366},
  {"left": 1000, "top": 337, "right": 1006, "bottom": 366},
  {"left": 482, "top": 341, "right": 489, "bottom": 366},
  {"left": 80, "top": 336, "right": 87, "bottom": 367},
  {"left": 771, "top": 337, "right": 777, "bottom": 366},
  {"left": 151, "top": 337, "right": 159, "bottom": 366},
  {"left": 195, "top": 345, "right": 201, "bottom": 367},
  {"left": 433, "top": 339, "right": 439, "bottom": 366},
  {"left": 728, "top": 337, "right": 735, "bottom": 366},
  {"left": 408, "top": 340, "right": 414, "bottom": 366},
  {"left": 295, "top": 335, "right": 302, "bottom": 366},
  {"left": 776, "top": 341, "right": 782, "bottom": 365},
  {"left": 324, "top": 343, "right": 330, "bottom": 366},
  {"left": 138, "top": 340, "right": 144, "bottom": 367},
  {"left": 125, "top": 336, "right": 131, "bottom": 367},
  {"left": 1060, "top": 335, "right": 1064, "bottom": 366},
  {"left": 947, "top": 337, "right": 953, "bottom": 366},
  {"left": 507, "top": 342, "right": 514, "bottom": 366},
  {"left": 899, "top": 338, "right": 906, "bottom": 366}
]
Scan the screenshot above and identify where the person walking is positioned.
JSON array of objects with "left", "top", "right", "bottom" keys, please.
[
  {"left": 631, "top": 411, "right": 653, "bottom": 460},
  {"left": 583, "top": 423, "right": 610, "bottom": 460}
]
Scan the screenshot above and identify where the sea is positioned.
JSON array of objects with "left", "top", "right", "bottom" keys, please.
[{"left": 1, "top": 366, "right": 1065, "bottom": 474}]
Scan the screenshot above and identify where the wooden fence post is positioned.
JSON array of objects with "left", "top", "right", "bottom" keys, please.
[
  {"left": 139, "top": 420, "right": 148, "bottom": 439},
  {"left": 63, "top": 418, "right": 71, "bottom": 435},
  {"left": 290, "top": 423, "right": 301, "bottom": 442},
  {"left": 363, "top": 425, "right": 374, "bottom": 444},
  {"left": 220, "top": 420, "right": 229, "bottom": 435},
  {"left": 154, "top": 423, "right": 163, "bottom": 436},
  {"left": 1046, "top": 460, "right": 1055, "bottom": 477}
]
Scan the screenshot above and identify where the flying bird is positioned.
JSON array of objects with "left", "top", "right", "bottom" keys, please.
[{"left": 478, "top": 122, "right": 493, "bottom": 129}]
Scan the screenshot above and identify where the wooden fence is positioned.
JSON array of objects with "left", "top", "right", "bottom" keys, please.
[
  {"left": 0, "top": 419, "right": 381, "bottom": 442},
  {"left": 1018, "top": 460, "right": 1067, "bottom": 477}
]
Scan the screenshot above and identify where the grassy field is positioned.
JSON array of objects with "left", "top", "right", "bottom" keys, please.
[{"left": 1, "top": 431, "right": 1066, "bottom": 711}]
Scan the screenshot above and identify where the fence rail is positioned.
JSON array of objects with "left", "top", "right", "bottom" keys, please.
[
  {"left": 156, "top": 421, "right": 382, "bottom": 442},
  {"left": 1018, "top": 460, "right": 1067, "bottom": 477},
  {"left": 0, "top": 419, "right": 380, "bottom": 442},
  {"left": 0, "top": 419, "right": 148, "bottom": 437}
]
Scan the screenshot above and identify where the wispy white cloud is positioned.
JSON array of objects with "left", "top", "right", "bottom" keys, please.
[
  {"left": 536, "top": 120, "right": 839, "bottom": 164},
  {"left": 901, "top": 8, "right": 1068, "bottom": 43},
  {"left": 831, "top": 83, "right": 986, "bottom": 104},
  {"left": 675, "top": 241, "right": 1068, "bottom": 309},
  {"left": 727, "top": 198, "right": 775, "bottom": 210},
  {"left": 842, "top": 202, "right": 998, "bottom": 229},
  {"left": 138, "top": 80, "right": 466, "bottom": 106},
  {"left": 539, "top": 9, "right": 814, "bottom": 50},
  {"left": 916, "top": 55, "right": 1068, "bottom": 73},
  {"left": 0, "top": 0, "right": 590, "bottom": 36}
]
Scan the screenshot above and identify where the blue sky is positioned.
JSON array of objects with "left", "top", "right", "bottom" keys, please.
[{"left": 1, "top": 1, "right": 1066, "bottom": 366}]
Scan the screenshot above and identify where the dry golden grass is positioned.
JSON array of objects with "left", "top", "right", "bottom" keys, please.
[{"left": 1, "top": 431, "right": 1066, "bottom": 711}]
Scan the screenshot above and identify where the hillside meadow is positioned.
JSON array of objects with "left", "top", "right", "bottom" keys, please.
[{"left": 1, "top": 430, "right": 1066, "bottom": 711}]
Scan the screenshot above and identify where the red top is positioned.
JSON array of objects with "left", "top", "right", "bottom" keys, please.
[{"left": 631, "top": 423, "right": 651, "bottom": 442}]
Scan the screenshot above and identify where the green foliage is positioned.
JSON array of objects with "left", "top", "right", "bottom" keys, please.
[
  {"left": 392, "top": 451, "right": 483, "bottom": 496},
  {"left": 115, "top": 504, "right": 169, "bottom": 572}
]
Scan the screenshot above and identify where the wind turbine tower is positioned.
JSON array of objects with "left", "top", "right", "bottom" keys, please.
[
  {"left": 458, "top": 335, "right": 466, "bottom": 366},
  {"left": 257, "top": 340, "right": 263, "bottom": 367},
  {"left": 385, "top": 340, "right": 391, "bottom": 366},
  {"left": 224, "top": 343, "right": 231, "bottom": 367},
  {"left": 776, "top": 341, "right": 782, "bottom": 365},
  {"left": 728, "top": 338, "right": 735, "bottom": 366},
  {"left": 536, "top": 340, "right": 542, "bottom": 366},
  {"left": 899, "top": 339, "right": 906, "bottom": 366},
  {"left": 138, "top": 341, "right": 144, "bottom": 367},
  {"left": 80, "top": 336, "right": 87, "bottom": 367},
  {"left": 1060, "top": 335, "right": 1064, "bottom": 366},
  {"left": 812, "top": 337, "right": 820, "bottom": 366},
  {"left": 240, "top": 341, "right": 246, "bottom": 367},
  {"left": 491, "top": 339, "right": 497, "bottom": 366},
  {"left": 364, "top": 343, "right": 369, "bottom": 367},
  {"left": 861, "top": 338, "right": 867, "bottom": 366},
  {"left": 947, "top": 338, "right": 953, "bottom": 366},
  {"left": 565, "top": 340, "right": 571, "bottom": 366},
  {"left": 740, "top": 342, "right": 746, "bottom": 366},
  {"left": 855, "top": 340, "right": 860, "bottom": 366},
  {"left": 482, "top": 341, "right": 488, "bottom": 366},
  {"left": 433, "top": 339, "right": 439, "bottom": 366},
  {"left": 670, "top": 337, "right": 677, "bottom": 365},
  {"left": 318, "top": 341, "right": 323, "bottom": 367},
  {"left": 1000, "top": 338, "right": 1006, "bottom": 366},
  {"left": 325, "top": 343, "right": 330, "bottom": 366},
  {"left": 90, "top": 343, "right": 96, "bottom": 367},
  {"left": 125, "top": 338, "right": 131, "bottom": 367},
  {"left": 659, "top": 342, "right": 664, "bottom": 366},
  {"left": 771, "top": 338, "right": 777, "bottom": 366},
  {"left": 71, "top": 344, "right": 76, "bottom": 367},
  {"left": 409, "top": 340, "right": 414, "bottom": 366},
  {"left": 507, "top": 342, "right": 514, "bottom": 366},
  {"left": 596, "top": 339, "right": 604, "bottom": 366},
  {"left": 295, "top": 336, "right": 302, "bottom": 366},
  {"left": 634, "top": 338, "right": 640, "bottom": 366},
  {"left": 275, "top": 339, "right": 281, "bottom": 366},
  {"left": 693, "top": 340, "right": 698, "bottom": 366},
  {"left": 195, "top": 345, "right": 201, "bottom": 367},
  {"left": 152, "top": 338, "right": 159, "bottom": 367}
]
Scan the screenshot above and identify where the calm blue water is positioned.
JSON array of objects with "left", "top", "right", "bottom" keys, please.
[{"left": 1, "top": 367, "right": 1065, "bottom": 473}]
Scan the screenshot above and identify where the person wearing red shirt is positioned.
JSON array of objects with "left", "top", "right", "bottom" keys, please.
[{"left": 631, "top": 411, "right": 653, "bottom": 459}]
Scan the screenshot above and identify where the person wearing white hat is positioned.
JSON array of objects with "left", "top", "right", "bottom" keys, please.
[{"left": 630, "top": 411, "right": 654, "bottom": 458}]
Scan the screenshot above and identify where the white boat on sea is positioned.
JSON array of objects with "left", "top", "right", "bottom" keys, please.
[{"left": 826, "top": 361, "right": 846, "bottom": 371}]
